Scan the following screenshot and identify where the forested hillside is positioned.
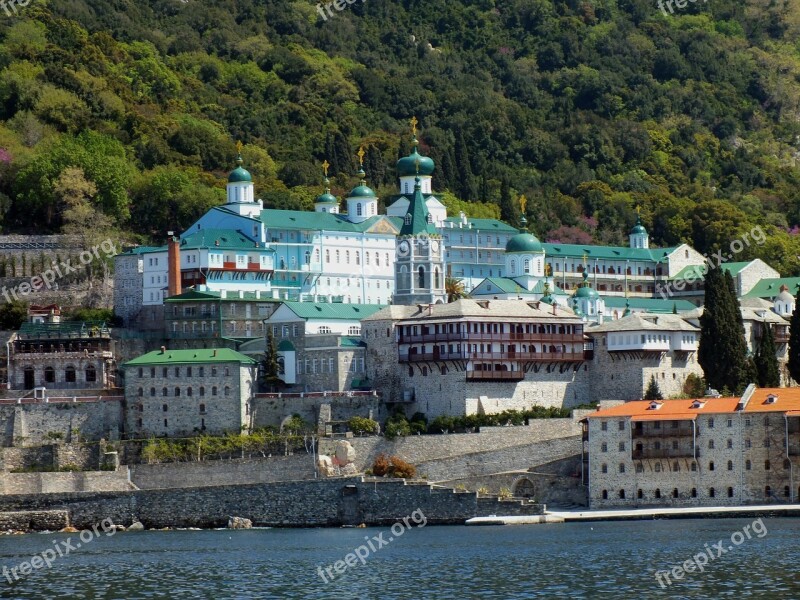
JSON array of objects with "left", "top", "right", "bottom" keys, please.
[{"left": 1, "top": 0, "right": 800, "bottom": 272}]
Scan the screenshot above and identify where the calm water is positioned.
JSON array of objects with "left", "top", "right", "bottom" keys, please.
[{"left": 0, "top": 518, "right": 797, "bottom": 599}]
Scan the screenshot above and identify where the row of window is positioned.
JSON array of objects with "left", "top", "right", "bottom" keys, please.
[
  {"left": 601, "top": 458, "right": 788, "bottom": 474},
  {"left": 24, "top": 365, "right": 95, "bottom": 383},
  {"left": 135, "top": 418, "right": 207, "bottom": 430},
  {"left": 137, "top": 386, "right": 230, "bottom": 397},
  {"left": 601, "top": 439, "right": 776, "bottom": 452},
  {"left": 601, "top": 485, "right": 793, "bottom": 501},
  {"left": 296, "top": 358, "right": 365, "bottom": 375},
  {"left": 136, "top": 366, "right": 229, "bottom": 378},
  {"left": 321, "top": 250, "right": 390, "bottom": 267},
  {"left": 136, "top": 403, "right": 207, "bottom": 413},
  {"left": 601, "top": 416, "right": 772, "bottom": 430}
]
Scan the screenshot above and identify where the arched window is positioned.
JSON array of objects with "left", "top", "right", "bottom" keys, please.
[
  {"left": 85, "top": 365, "right": 97, "bottom": 383},
  {"left": 637, "top": 489, "right": 643, "bottom": 499},
  {"left": 304, "top": 251, "right": 310, "bottom": 265},
  {"left": 765, "top": 460, "right": 771, "bottom": 470},
  {"left": 224, "top": 386, "right": 231, "bottom": 397},
  {"left": 728, "top": 487, "right": 734, "bottom": 498},
  {"left": 175, "top": 387, "right": 181, "bottom": 397},
  {"left": 212, "top": 386, "right": 218, "bottom": 396},
  {"left": 150, "top": 387, "right": 156, "bottom": 397},
  {"left": 434, "top": 268, "right": 440, "bottom": 289},
  {"left": 65, "top": 366, "right": 76, "bottom": 383},
  {"left": 404, "top": 214, "right": 411, "bottom": 225},
  {"left": 510, "top": 259, "right": 516, "bottom": 273},
  {"left": 524, "top": 259, "right": 530, "bottom": 274},
  {"left": 418, "top": 266, "right": 425, "bottom": 288},
  {"left": 601, "top": 490, "right": 608, "bottom": 500},
  {"left": 357, "top": 203, "right": 362, "bottom": 216},
  {"left": 655, "top": 488, "right": 661, "bottom": 499},
  {"left": 138, "top": 388, "right": 143, "bottom": 397},
  {"left": 44, "top": 366, "right": 55, "bottom": 383},
  {"left": 187, "top": 387, "right": 193, "bottom": 397},
  {"left": 709, "top": 461, "right": 715, "bottom": 471},
  {"left": 727, "top": 460, "right": 733, "bottom": 471},
  {"left": 199, "top": 404, "right": 206, "bottom": 414},
  {"left": 672, "top": 488, "right": 679, "bottom": 498},
  {"left": 199, "top": 386, "right": 205, "bottom": 397},
  {"left": 162, "top": 404, "right": 168, "bottom": 412},
  {"left": 619, "top": 489, "right": 625, "bottom": 499},
  {"left": 601, "top": 464, "right": 608, "bottom": 473},
  {"left": 162, "top": 387, "right": 168, "bottom": 396}
]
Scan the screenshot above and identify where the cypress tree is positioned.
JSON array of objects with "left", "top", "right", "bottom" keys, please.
[
  {"left": 789, "top": 292, "right": 800, "bottom": 384},
  {"left": 699, "top": 268, "right": 754, "bottom": 394},
  {"left": 499, "top": 176, "right": 519, "bottom": 225},
  {"left": 643, "top": 375, "right": 663, "bottom": 400},
  {"left": 260, "top": 331, "right": 282, "bottom": 392},
  {"left": 753, "top": 322, "right": 780, "bottom": 388}
]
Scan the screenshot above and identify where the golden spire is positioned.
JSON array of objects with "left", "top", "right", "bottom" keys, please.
[
  {"left": 357, "top": 146, "right": 365, "bottom": 167},
  {"left": 410, "top": 116, "right": 418, "bottom": 136},
  {"left": 545, "top": 263, "right": 552, "bottom": 277},
  {"left": 519, "top": 194, "right": 527, "bottom": 214},
  {"left": 582, "top": 253, "right": 588, "bottom": 266},
  {"left": 322, "top": 160, "right": 330, "bottom": 177},
  {"left": 236, "top": 140, "right": 243, "bottom": 154}
]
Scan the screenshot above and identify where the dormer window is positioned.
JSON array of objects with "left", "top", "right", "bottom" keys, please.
[
  {"left": 405, "top": 215, "right": 411, "bottom": 225},
  {"left": 690, "top": 400, "right": 706, "bottom": 409},
  {"left": 766, "top": 394, "right": 778, "bottom": 404},
  {"left": 648, "top": 401, "right": 662, "bottom": 410}
]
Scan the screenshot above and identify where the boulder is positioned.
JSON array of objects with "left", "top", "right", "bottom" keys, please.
[
  {"left": 227, "top": 516, "right": 253, "bottom": 529},
  {"left": 127, "top": 521, "right": 145, "bottom": 532},
  {"left": 334, "top": 441, "right": 356, "bottom": 466}
]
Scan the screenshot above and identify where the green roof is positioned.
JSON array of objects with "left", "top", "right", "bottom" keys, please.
[
  {"left": 443, "top": 218, "right": 518, "bottom": 232},
  {"left": 399, "top": 178, "right": 438, "bottom": 237},
  {"left": 118, "top": 245, "right": 164, "bottom": 256},
  {"left": 347, "top": 184, "right": 376, "bottom": 198},
  {"left": 228, "top": 156, "right": 253, "bottom": 183},
  {"left": 164, "top": 289, "right": 279, "bottom": 303},
  {"left": 281, "top": 302, "right": 384, "bottom": 320},
  {"left": 669, "top": 261, "right": 754, "bottom": 282},
  {"left": 397, "top": 143, "right": 435, "bottom": 177},
  {"left": 543, "top": 243, "right": 679, "bottom": 262},
  {"left": 472, "top": 277, "right": 567, "bottom": 296},
  {"left": 277, "top": 340, "right": 295, "bottom": 351},
  {"left": 506, "top": 232, "right": 544, "bottom": 253},
  {"left": 340, "top": 336, "right": 366, "bottom": 348},
  {"left": 124, "top": 348, "right": 257, "bottom": 367},
  {"left": 744, "top": 277, "right": 800, "bottom": 299},
  {"left": 601, "top": 296, "right": 696, "bottom": 313},
  {"left": 17, "top": 321, "right": 109, "bottom": 340},
  {"left": 258, "top": 208, "right": 400, "bottom": 234},
  {"left": 180, "top": 229, "right": 267, "bottom": 251}
]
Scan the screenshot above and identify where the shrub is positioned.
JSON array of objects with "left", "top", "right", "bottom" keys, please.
[
  {"left": 384, "top": 412, "right": 411, "bottom": 439},
  {"left": 371, "top": 453, "right": 390, "bottom": 476},
  {"left": 348, "top": 416, "right": 379, "bottom": 436},
  {"left": 370, "top": 453, "right": 416, "bottom": 478}
]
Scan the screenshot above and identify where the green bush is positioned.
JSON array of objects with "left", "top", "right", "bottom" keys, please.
[{"left": 348, "top": 416, "right": 379, "bottom": 436}]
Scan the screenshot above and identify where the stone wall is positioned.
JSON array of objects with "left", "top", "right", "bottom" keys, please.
[
  {"left": 0, "top": 478, "right": 543, "bottom": 529},
  {"left": 252, "top": 393, "right": 384, "bottom": 429},
  {"left": 129, "top": 455, "right": 315, "bottom": 489},
  {"left": 0, "top": 469, "right": 132, "bottom": 495},
  {"left": 0, "top": 401, "right": 123, "bottom": 447}
]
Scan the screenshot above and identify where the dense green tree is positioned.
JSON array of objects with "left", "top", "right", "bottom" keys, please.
[
  {"left": 753, "top": 322, "right": 781, "bottom": 388},
  {"left": 0, "top": 300, "right": 27, "bottom": 330},
  {"left": 260, "top": 331, "right": 282, "bottom": 392},
  {"left": 699, "top": 268, "right": 755, "bottom": 394},
  {"left": 788, "top": 293, "right": 800, "bottom": 384},
  {"left": 643, "top": 375, "right": 664, "bottom": 401}
]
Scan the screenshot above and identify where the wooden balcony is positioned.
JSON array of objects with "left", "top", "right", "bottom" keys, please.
[
  {"left": 398, "top": 331, "right": 584, "bottom": 344},
  {"left": 632, "top": 425, "right": 694, "bottom": 438},
  {"left": 399, "top": 351, "right": 587, "bottom": 363},
  {"left": 465, "top": 370, "right": 524, "bottom": 381}
]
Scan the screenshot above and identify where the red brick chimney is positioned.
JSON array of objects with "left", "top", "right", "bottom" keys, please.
[{"left": 167, "top": 231, "right": 181, "bottom": 298}]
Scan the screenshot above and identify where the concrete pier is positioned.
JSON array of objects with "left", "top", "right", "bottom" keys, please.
[{"left": 546, "top": 504, "right": 800, "bottom": 522}]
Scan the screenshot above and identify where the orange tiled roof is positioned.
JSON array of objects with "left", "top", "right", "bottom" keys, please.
[
  {"left": 586, "top": 397, "right": 741, "bottom": 419},
  {"left": 744, "top": 388, "right": 800, "bottom": 413}
]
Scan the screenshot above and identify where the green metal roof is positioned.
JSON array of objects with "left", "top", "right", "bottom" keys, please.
[
  {"left": 542, "top": 243, "right": 679, "bottom": 262},
  {"left": 443, "top": 218, "right": 518, "bottom": 232},
  {"left": 669, "top": 261, "right": 754, "bottom": 282},
  {"left": 117, "top": 245, "right": 164, "bottom": 256},
  {"left": 164, "top": 289, "right": 279, "bottom": 303},
  {"left": 601, "top": 296, "right": 697, "bottom": 313},
  {"left": 124, "top": 348, "right": 257, "bottom": 367},
  {"left": 281, "top": 302, "right": 384, "bottom": 320},
  {"left": 506, "top": 232, "right": 544, "bottom": 253},
  {"left": 180, "top": 229, "right": 267, "bottom": 251},
  {"left": 399, "top": 178, "right": 438, "bottom": 237},
  {"left": 277, "top": 340, "right": 295, "bottom": 351},
  {"left": 340, "top": 336, "right": 366, "bottom": 348},
  {"left": 259, "top": 209, "right": 400, "bottom": 234},
  {"left": 744, "top": 277, "right": 800, "bottom": 299},
  {"left": 473, "top": 277, "right": 568, "bottom": 296},
  {"left": 17, "top": 321, "right": 109, "bottom": 340},
  {"left": 396, "top": 143, "right": 435, "bottom": 177}
]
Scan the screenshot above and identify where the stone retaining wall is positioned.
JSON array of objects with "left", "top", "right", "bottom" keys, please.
[{"left": 0, "top": 478, "right": 544, "bottom": 529}]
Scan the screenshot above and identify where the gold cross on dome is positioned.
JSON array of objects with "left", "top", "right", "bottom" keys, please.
[
  {"left": 519, "top": 194, "right": 527, "bottom": 213},
  {"left": 582, "top": 253, "right": 588, "bottom": 266},
  {"left": 410, "top": 116, "right": 418, "bottom": 136},
  {"left": 636, "top": 205, "right": 641, "bottom": 215},
  {"left": 357, "top": 146, "right": 365, "bottom": 166},
  {"left": 236, "top": 140, "right": 243, "bottom": 154},
  {"left": 545, "top": 263, "right": 552, "bottom": 277},
  {"left": 322, "top": 160, "right": 329, "bottom": 177}
]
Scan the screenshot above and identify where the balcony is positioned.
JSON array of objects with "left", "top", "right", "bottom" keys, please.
[
  {"left": 465, "top": 370, "right": 524, "bottom": 381},
  {"left": 773, "top": 326, "right": 790, "bottom": 344},
  {"left": 398, "top": 331, "right": 584, "bottom": 345},
  {"left": 632, "top": 448, "right": 696, "bottom": 459},
  {"left": 632, "top": 425, "right": 694, "bottom": 438},
  {"left": 399, "top": 351, "right": 587, "bottom": 363}
]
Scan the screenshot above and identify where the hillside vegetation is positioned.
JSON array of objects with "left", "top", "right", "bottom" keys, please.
[{"left": 0, "top": 0, "right": 799, "bottom": 273}]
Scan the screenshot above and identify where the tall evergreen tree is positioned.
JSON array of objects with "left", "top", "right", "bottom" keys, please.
[
  {"left": 453, "top": 126, "right": 476, "bottom": 200},
  {"left": 753, "top": 322, "right": 780, "bottom": 388},
  {"left": 363, "top": 144, "right": 386, "bottom": 187},
  {"left": 643, "top": 375, "right": 663, "bottom": 400},
  {"left": 788, "top": 292, "right": 800, "bottom": 384},
  {"left": 324, "top": 130, "right": 353, "bottom": 179},
  {"left": 699, "top": 268, "right": 754, "bottom": 394},
  {"left": 260, "top": 331, "right": 282, "bottom": 392},
  {"left": 499, "top": 176, "right": 519, "bottom": 225}
]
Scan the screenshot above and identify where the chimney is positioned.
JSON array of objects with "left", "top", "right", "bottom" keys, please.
[
  {"left": 167, "top": 231, "right": 182, "bottom": 298},
  {"left": 212, "top": 349, "right": 217, "bottom": 357},
  {"left": 160, "top": 346, "right": 166, "bottom": 354}
]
